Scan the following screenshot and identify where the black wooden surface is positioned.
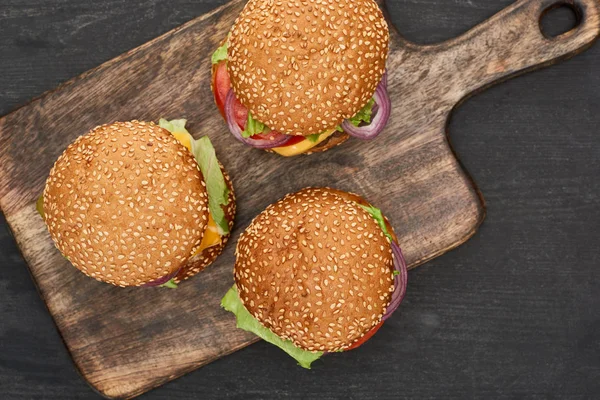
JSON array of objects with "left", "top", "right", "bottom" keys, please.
[{"left": 1, "top": 0, "right": 598, "bottom": 398}]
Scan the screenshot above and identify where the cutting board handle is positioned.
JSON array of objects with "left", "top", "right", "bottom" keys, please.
[{"left": 379, "top": 0, "right": 600, "bottom": 102}]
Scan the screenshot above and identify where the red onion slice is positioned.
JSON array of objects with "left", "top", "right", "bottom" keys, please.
[
  {"left": 382, "top": 241, "right": 408, "bottom": 321},
  {"left": 371, "top": 102, "right": 380, "bottom": 118},
  {"left": 224, "top": 90, "right": 292, "bottom": 149},
  {"left": 341, "top": 80, "right": 391, "bottom": 140},
  {"left": 142, "top": 268, "right": 181, "bottom": 287}
]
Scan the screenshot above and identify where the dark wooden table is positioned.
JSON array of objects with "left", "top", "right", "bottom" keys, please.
[{"left": 1, "top": 1, "right": 598, "bottom": 398}]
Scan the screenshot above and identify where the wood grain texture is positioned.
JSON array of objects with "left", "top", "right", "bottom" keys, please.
[{"left": 0, "top": 0, "right": 598, "bottom": 398}]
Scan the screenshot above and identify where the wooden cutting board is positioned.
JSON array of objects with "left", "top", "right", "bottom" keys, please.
[{"left": 0, "top": 0, "right": 598, "bottom": 398}]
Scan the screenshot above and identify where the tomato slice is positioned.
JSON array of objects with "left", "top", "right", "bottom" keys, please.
[
  {"left": 212, "top": 61, "right": 231, "bottom": 118},
  {"left": 246, "top": 130, "right": 296, "bottom": 144},
  {"left": 281, "top": 135, "right": 306, "bottom": 146},
  {"left": 231, "top": 96, "right": 248, "bottom": 129},
  {"left": 211, "top": 60, "right": 303, "bottom": 147},
  {"left": 346, "top": 322, "right": 384, "bottom": 351}
]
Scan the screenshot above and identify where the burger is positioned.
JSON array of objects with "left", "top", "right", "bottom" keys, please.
[
  {"left": 222, "top": 187, "right": 407, "bottom": 367},
  {"left": 38, "top": 120, "right": 235, "bottom": 288},
  {"left": 211, "top": 0, "right": 392, "bottom": 157}
]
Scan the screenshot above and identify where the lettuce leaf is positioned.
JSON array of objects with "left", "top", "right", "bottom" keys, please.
[
  {"left": 211, "top": 41, "right": 228, "bottom": 65},
  {"left": 347, "top": 98, "right": 375, "bottom": 127},
  {"left": 158, "top": 118, "right": 188, "bottom": 134},
  {"left": 359, "top": 204, "right": 393, "bottom": 241},
  {"left": 221, "top": 286, "right": 323, "bottom": 369},
  {"left": 160, "top": 279, "right": 178, "bottom": 289},
  {"left": 159, "top": 119, "right": 230, "bottom": 235},
  {"left": 306, "top": 134, "right": 321, "bottom": 143},
  {"left": 241, "top": 112, "right": 266, "bottom": 138},
  {"left": 192, "top": 137, "right": 231, "bottom": 235}
]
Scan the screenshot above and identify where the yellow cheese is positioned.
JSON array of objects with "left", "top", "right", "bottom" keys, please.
[
  {"left": 171, "top": 130, "right": 193, "bottom": 152},
  {"left": 271, "top": 129, "right": 336, "bottom": 157},
  {"left": 170, "top": 130, "right": 223, "bottom": 255},
  {"left": 194, "top": 212, "right": 222, "bottom": 255}
]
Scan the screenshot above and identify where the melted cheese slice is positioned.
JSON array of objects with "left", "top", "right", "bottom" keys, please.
[
  {"left": 172, "top": 130, "right": 193, "bottom": 152},
  {"left": 194, "top": 213, "right": 222, "bottom": 255},
  {"left": 171, "top": 129, "right": 223, "bottom": 255},
  {"left": 271, "top": 129, "right": 336, "bottom": 157}
]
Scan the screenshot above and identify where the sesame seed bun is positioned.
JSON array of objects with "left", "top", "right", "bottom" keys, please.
[
  {"left": 211, "top": 59, "right": 349, "bottom": 155},
  {"left": 43, "top": 121, "right": 210, "bottom": 287},
  {"left": 234, "top": 187, "right": 395, "bottom": 352},
  {"left": 174, "top": 168, "right": 236, "bottom": 283},
  {"left": 227, "top": 0, "right": 390, "bottom": 136}
]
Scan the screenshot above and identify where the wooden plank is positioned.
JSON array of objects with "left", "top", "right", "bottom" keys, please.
[{"left": 0, "top": 0, "right": 598, "bottom": 398}]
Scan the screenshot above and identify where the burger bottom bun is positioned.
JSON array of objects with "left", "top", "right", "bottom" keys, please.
[
  {"left": 303, "top": 130, "right": 350, "bottom": 154},
  {"left": 174, "top": 167, "right": 236, "bottom": 283}
]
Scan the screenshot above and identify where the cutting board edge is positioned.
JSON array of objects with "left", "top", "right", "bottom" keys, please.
[
  {"left": 83, "top": 338, "right": 263, "bottom": 400},
  {"left": 0, "top": 210, "right": 115, "bottom": 399},
  {"left": 0, "top": 203, "right": 259, "bottom": 400}
]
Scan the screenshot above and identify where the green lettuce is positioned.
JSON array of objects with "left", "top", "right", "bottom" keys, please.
[
  {"left": 192, "top": 137, "right": 231, "bottom": 235},
  {"left": 347, "top": 98, "right": 375, "bottom": 127},
  {"left": 159, "top": 119, "right": 231, "bottom": 235},
  {"left": 211, "top": 41, "right": 228, "bottom": 65},
  {"left": 160, "top": 279, "right": 178, "bottom": 289},
  {"left": 221, "top": 286, "right": 323, "bottom": 369},
  {"left": 158, "top": 118, "right": 188, "bottom": 134},
  {"left": 242, "top": 112, "right": 266, "bottom": 138},
  {"left": 306, "top": 134, "right": 321, "bottom": 143},
  {"left": 359, "top": 204, "right": 392, "bottom": 241}
]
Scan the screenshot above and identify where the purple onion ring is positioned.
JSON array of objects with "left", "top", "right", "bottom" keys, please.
[
  {"left": 382, "top": 241, "right": 408, "bottom": 321},
  {"left": 142, "top": 268, "right": 181, "bottom": 287},
  {"left": 341, "top": 79, "right": 391, "bottom": 140}
]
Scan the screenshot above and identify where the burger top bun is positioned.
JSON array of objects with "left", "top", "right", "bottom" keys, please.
[
  {"left": 234, "top": 187, "right": 395, "bottom": 352},
  {"left": 228, "top": 0, "right": 389, "bottom": 136},
  {"left": 43, "top": 121, "right": 209, "bottom": 287}
]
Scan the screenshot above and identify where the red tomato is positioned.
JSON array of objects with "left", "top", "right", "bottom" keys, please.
[
  {"left": 212, "top": 61, "right": 231, "bottom": 118},
  {"left": 346, "top": 322, "right": 384, "bottom": 351},
  {"left": 247, "top": 130, "right": 299, "bottom": 145},
  {"left": 231, "top": 96, "right": 248, "bottom": 129},
  {"left": 212, "top": 61, "right": 248, "bottom": 128},
  {"left": 281, "top": 135, "right": 306, "bottom": 146},
  {"left": 211, "top": 60, "right": 302, "bottom": 147}
]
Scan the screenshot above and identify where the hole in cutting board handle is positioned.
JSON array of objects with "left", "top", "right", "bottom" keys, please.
[{"left": 540, "top": 2, "right": 582, "bottom": 38}]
